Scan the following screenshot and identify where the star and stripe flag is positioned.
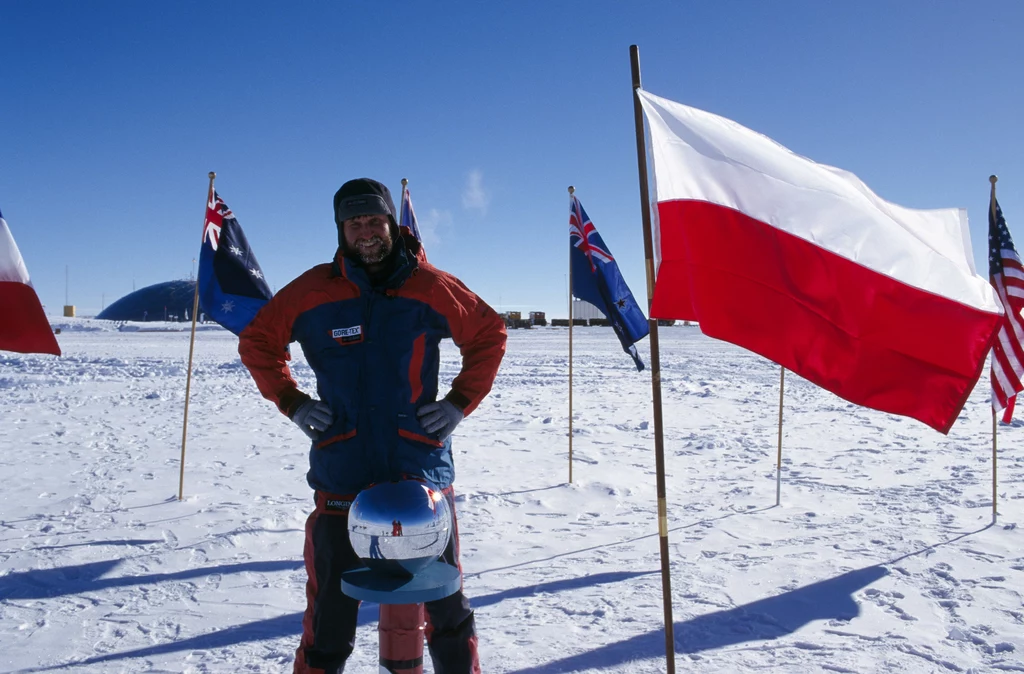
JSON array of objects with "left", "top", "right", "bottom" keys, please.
[{"left": 988, "top": 197, "right": 1024, "bottom": 422}]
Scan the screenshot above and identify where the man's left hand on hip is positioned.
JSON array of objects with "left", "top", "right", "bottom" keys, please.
[{"left": 416, "top": 399, "right": 464, "bottom": 441}]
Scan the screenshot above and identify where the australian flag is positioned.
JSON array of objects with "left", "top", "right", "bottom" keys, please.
[
  {"left": 197, "top": 190, "right": 273, "bottom": 335},
  {"left": 569, "top": 193, "right": 649, "bottom": 370}
]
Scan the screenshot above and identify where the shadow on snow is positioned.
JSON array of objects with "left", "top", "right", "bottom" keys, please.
[
  {"left": 501, "top": 525, "right": 991, "bottom": 673},
  {"left": 10, "top": 524, "right": 991, "bottom": 672},
  {"left": 505, "top": 565, "right": 888, "bottom": 673},
  {"left": 0, "top": 559, "right": 303, "bottom": 601},
  {"left": 16, "top": 570, "right": 653, "bottom": 671}
]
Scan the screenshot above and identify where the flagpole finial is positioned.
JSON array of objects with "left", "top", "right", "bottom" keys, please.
[
  {"left": 402, "top": 178, "right": 408, "bottom": 187},
  {"left": 209, "top": 172, "right": 216, "bottom": 180},
  {"left": 568, "top": 186, "right": 575, "bottom": 195},
  {"left": 990, "top": 175, "right": 998, "bottom": 185}
]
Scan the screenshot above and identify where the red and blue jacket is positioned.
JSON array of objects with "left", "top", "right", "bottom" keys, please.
[{"left": 238, "top": 237, "right": 506, "bottom": 495}]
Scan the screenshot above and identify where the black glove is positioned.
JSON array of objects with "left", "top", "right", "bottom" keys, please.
[
  {"left": 290, "top": 399, "right": 333, "bottom": 440},
  {"left": 416, "top": 400, "right": 464, "bottom": 441}
]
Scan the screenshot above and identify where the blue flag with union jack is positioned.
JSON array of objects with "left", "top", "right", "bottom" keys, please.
[
  {"left": 197, "top": 190, "right": 273, "bottom": 335},
  {"left": 569, "top": 193, "right": 649, "bottom": 370}
]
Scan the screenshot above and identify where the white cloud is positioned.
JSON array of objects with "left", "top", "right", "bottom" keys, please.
[
  {"left": 462, "top": 169, "right": 490, "bottom": 214},
  {"left": 416, "top": 208, "right": 450, "bottom": 251}
]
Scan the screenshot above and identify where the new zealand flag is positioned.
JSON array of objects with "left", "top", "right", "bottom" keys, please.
[
  {"left": 569, "top": 193, "right": 649, "bottom": 370},
  {"left": 197, "top": 190, "right": 272, "bottom": 335}
]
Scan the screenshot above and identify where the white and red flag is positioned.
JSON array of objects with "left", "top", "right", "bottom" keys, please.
[
  {"left": 637, "top": 89, "right": 1001, "bottom": 433},
  {"left": 0, "top": 207, "right": 61, "bottom": 356}
]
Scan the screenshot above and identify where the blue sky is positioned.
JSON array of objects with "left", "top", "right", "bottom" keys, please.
[{"left": 2, "top": 1, "right": 1022, "bottom": 318}]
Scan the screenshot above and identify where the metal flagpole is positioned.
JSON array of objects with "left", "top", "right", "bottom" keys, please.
[
  {"left": 630, "top": 44, "right": 676, "bottom": 674},
  {"left": 179, "top": 171, "right": 214, "bottom": 501},
  {"left": 383, "top": 179, "right": 428, "bottom": 673},
  {"left": 776, "top": 366, "right": 785, "bottom": 506},
  {"left": 400, "top": 177, "right": 408, "bottom": 225},
  {"left": 568, "top": 186, "right": 575, "bottom": 485},
  {"left": 990, "top": 174, "right": 999, "bottom": 525}
]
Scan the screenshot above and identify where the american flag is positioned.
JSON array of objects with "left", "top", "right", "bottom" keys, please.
[{"left": 988, "top": 197, "right": 1024, "bottom": 421}]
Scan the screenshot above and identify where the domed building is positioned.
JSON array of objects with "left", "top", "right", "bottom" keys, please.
[{"left": 97, "top": 280, "right": 198, "bottom": 322}]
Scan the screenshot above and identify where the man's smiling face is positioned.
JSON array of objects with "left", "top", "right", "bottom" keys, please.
[{"left": 342, "top": 214, "right": 393, "bottom": 264}]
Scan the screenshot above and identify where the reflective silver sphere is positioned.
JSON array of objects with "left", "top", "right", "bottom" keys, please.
[{"left": 348, "top": 479, "right": 452, "bottom": 577}]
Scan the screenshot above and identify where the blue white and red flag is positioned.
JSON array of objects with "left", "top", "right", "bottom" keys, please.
[
  {"left": 569, "top": 193, "right": 649, "bottom": 370},
  {"left": 197, "top": 189, "right": 273, "bottom": 335},
  {"left": 989, "top": 197, "right": 1024, "bottom": 422},
  {"left": 400, "top": 186, "right": 423, "bottom": 244}
]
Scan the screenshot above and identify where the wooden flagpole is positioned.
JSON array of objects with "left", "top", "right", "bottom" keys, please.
[
  {"left": 179, "top": 171, "right": 214, "bottom": 500},
  {"left": 990, "top": 174, "right": 999, "bottom": 525},
  {"left": 992, "top": 408, "right": 998, "bottom": 524},
  {"left": 568, "top": 185, "right": 575, "bottom": 485},
  {"left": 776, "top": 366, "right": 785, "bottom": 506},
  {"left": 630, "top": 44, "right": 676, "bottom": 673}
]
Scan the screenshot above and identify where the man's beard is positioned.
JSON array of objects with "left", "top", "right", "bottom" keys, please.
[{"left": 354, "top": 236, "right": 392, "bottom": 265}]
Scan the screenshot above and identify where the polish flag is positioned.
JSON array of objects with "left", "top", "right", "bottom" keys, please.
[
  {"left": 637, "top": 89, "right": 1001, "bottom": 433},
  {"left": 0, "top": 208, "right": 61, "bottom": 356}
]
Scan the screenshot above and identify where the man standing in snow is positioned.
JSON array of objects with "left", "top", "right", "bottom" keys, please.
[{"left": 239, "top": 178, "right": 506, "bottom": 674}]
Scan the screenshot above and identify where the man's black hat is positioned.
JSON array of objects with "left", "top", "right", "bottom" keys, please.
[{"left": 333, "top": 178, "right": 398, "bottom": 227}]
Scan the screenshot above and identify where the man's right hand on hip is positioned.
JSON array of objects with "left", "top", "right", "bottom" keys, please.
[{"left": 290, "top": 399, "right": 334, "bottom": 440}]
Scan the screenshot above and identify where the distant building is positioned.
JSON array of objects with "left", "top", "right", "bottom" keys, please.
[
  {"left": 570, "top": 298, "right": 602, "bottom": 321},
  {"left": 97, "top": 280, "right": 197, "bottom": 322}
]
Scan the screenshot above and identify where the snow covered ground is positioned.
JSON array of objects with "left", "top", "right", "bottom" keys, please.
[{"left": 0, "top": 320, "right": 1022, "bottom": 673}]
